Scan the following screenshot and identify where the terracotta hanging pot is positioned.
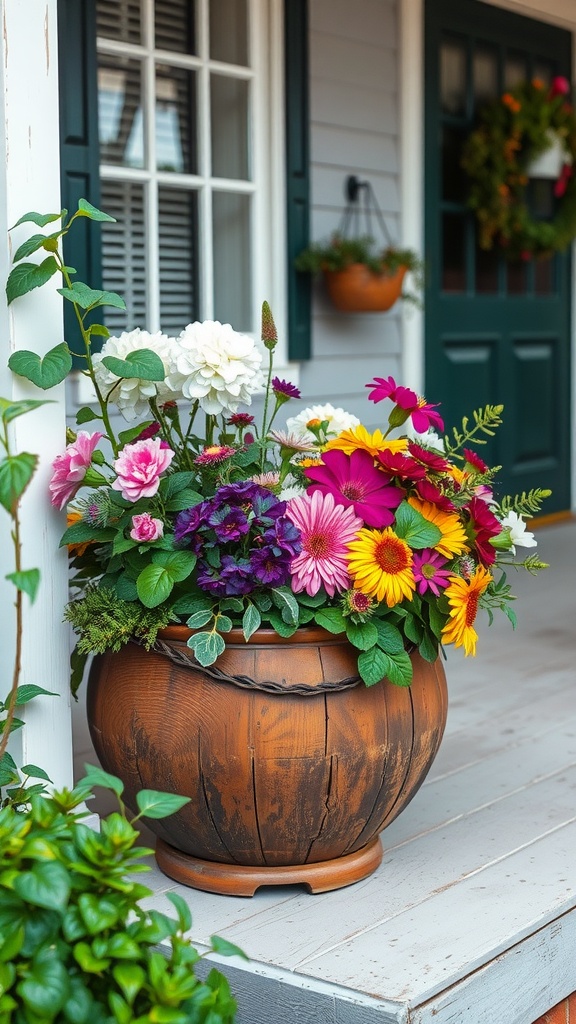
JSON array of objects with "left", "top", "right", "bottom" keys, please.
[
  {"left": 87, "top": 626, "right": 448, "bottom": 896},
  {"left": 323, "top": 263, "right": 407, "bottom": 312}
]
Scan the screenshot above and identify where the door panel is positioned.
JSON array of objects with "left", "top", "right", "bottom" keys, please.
[{"left": 425, "top": 0, "right": 571, "bottom": 511}]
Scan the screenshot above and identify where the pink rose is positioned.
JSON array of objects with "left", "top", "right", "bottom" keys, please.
[
  {"left": 550, "top": 76, "right": 570, "bottom": 98},
  {"left": 112, "top": 437, "right": 174, "bottom": 502},
  {"left": 49, "top": 431, "right": 104, "bottom": 510},
  {"left": 130, "top": 512, "right": 164, "bottom": 542}
]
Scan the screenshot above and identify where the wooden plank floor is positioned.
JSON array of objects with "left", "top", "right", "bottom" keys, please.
[{"left": 130, "top": 521, "right": 576, "bottom": 1022}]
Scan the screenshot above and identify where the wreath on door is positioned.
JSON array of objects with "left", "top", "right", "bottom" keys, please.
[{"left": 461, "top": 77, "right": 576, "bottom": 260}]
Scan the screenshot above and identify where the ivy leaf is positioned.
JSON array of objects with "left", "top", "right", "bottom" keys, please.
[
  {"left": 187, "top": 630, "right": 225, "bottom": 666},
  {"left": 394, "top": 501, "right": 442, "bottom": 549},
  {"left": 6, "top": 256, "right": 59, "bottom": 303},
  {"left": 314, "top": 607, "right": 346, "bottom": 634},
  {"left": 242, "top": 603, "right": 261, "bottom": 641},
  {"left": 101, "top": 349, "right": 164, "bottom": 382},
  {"left": 135, "top": 790, "right": 191, "bottom": 819},
  {"left": 0, "top": 453, "right": 38, "bottom": 513},
  {"left": 58, "top": 281, "right": 126, "bottom": 311},
  {"left": 8, "top": 343, "right": 72, "bottom": 389},
  {"left": 76, "top": 198, "right": 117, "bottom": 222},
  {"left": 5, "top": 569, "right": 40, "bottom": 602}
]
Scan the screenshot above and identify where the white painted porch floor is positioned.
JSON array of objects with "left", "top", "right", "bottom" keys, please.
[{"left": 74, "top": 520, "right": 576, "bottom": 1024}]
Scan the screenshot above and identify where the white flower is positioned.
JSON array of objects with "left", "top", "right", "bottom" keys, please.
[
  {"left": 167, "top": 321, "right": 265, "bottom": 416},
  {"left": 405, "top": 422, "right": 445, "bottom": 451},
  {"left": 92, "top": 329, "right": 177, "bottom": 421},
  {"left": 500, "top": 511, "right": 537, "bottom": 554},
  {"left": 286, "top": 403, "right": 360, "bottom": 441}
]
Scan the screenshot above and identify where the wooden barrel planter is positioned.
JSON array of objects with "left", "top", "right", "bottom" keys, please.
[
  {"left": 324, "top": 263, "right": 407, "bottom": 312},
  {"left": 87, "top": 626, "right": 448, "bottom": 896}
]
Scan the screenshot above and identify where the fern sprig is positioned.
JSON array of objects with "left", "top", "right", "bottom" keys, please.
[
  {"left": 498, "top": 488, "right": 552, "bottom": 517},
  {"left": 443, "top": 404, "right": 504, "bottom": 456}
]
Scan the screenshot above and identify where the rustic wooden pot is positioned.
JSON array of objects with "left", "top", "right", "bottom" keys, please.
[
  {"left": 324, "top": 263, "right": 407, "bottom": 312},
  {"left": 87, "top": 626, "right": 448, "bottom": 896}
]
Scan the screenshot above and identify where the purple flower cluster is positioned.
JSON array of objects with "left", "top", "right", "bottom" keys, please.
[{"left": 174, "top": 481, "right": 302, "bottom": 597}]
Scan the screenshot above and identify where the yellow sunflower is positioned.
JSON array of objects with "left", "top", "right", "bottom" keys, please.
[
  {"left": 347, "top": 527, "right": 415, "bottom": 607},
  {"left": 408, "top": 496, "right": 469, "bottom": 559},
  {"left": 325, "top": 425, "right": 407, "bottom": 457},
  {"left": 441, "top": 565, "right": 492, "bottom": 656}
]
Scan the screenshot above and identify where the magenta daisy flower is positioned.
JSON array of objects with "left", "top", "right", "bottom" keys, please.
[
  {"left": 227, "top": 412, "right": 255, "bottom": 427},
  {"left": 304, "top": 448, "right": 403, "bottom": 528},
  {"left": 466, "top": 496, "right": 502, "bottom": 566},
  {"left": 408, "top": 442, "right": 450, "bottom": 472},
  {"left": 376, "top": 449, "right": 427, "bottom": 481},
  {"left": 412, "top": 549, "right": 451, "bottom": 597},
  {"left": 194, "top": 445, "right": 236, "bottom": 466},
  {"left": 272, "top": 377, "right": 301, "bottom": 401},
  {"left": 286, "top": 491, "right": 362, "bottom": 597},
  {"left": 463, "top": 448, "right": 489, "bottom": 473}
]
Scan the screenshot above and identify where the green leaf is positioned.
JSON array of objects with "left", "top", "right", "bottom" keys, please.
[
  {"left": 113, "top": 963, "right": 146, "bottom": 1006},
  {"left": 151, "top": 550, "right": 196, "bottom": 582},
  {"left": 357, "top": 646, "right": 389, "bottom": 686},
  {"left": 61, "top": 975, "right": 94, "bottom": 1024},
  {"left": 13, "top": 683, "right": 58, "bottom": 705},
  {"left": 88, "top": 322, "right": 110, "bottom": 338},
  {"left": 20, "top": 764, "right": 52, "bottom": 782},
  {"left": 5, "top": 569, "right": 40, "bottom": 602},
  {"left": 101, "top": 349, "right": 165, "bottom": 382},
  {"left": 373, "top": 618, "right": 405, "bottom": 655},
  {"left": 426, "top": 598, "right": 447, "bottom": 641},
  {"left": 314, "top": 607, "right": 346, "bottom": 634},
  {"left": 165, "top": 488, "right": 205, "bottom": 512},
  {"left": 418, "top": 630, "right": 439, "bottom": 663},
  {"left": 160, "top": 471, "right": 196, "bottom": 498},
  {"left": 380, "top": 648, "right": 414, "bottom": 687},
  {"left": 13, "top": 861, "right": 71, "bottom": 911},
  {"left": 18, "top": 948, "right": 70, "bottom": 1015},
  {"left": 172, "top": 594, "right": 214, "bottom": 616},
  {"left": 187, "top": 630, "right": 225, "bottom": 666},
  {"left": 393, "top": 501, "right": 442, "bottom": 549},
  {"left": 12, "top": 232, "right": 62, "bottom": 262},
  {"left": 267, "top": 610, "right": 299, "bottom": 638},
  {"left": 271, "top": 585, "right": 299, "bottom": 625},
  {"left": 166, "top": 891, "right": 192, "bottom": 932},
  {"left": 6, "top": 256, "right": 59, "bottom": 303},
  {"left": 76, "top": 406, "right": 100, "bottom": 424},
  {"left": 78, "top": 894, "right": 119, "bottom": 934},
  {"left": 0, "top": 751, "right": 19, "bottom": 786},
  {"left": 210, "top": 935, "right": 248, "bottom": 960},
  {"left": 11, "top": 209, "right": 63, "bottom": 229},
  {"left": 8, "top": 344, "right": 72, "bottom": 390},
  {"left": 186, "top": 608, "right": 213, "bottom": 629},
  {"left": 0, "top": 398, "right": 49, "bottom": 424},
  {"left": 77, "top": 198, "right": 116, "bottom": 222},
  {"left": 136, "top": 564, "right": 174, "bottom": 608},
  {"left": 135, "top": 790, "right": 191, "bottom": 819},
  {"left": 58, "top": 281, "right": 126, "bottom": 311},
  {"left": 117, "top": 421, "right": 153, "bottom": 445},
  {"left": 242, "top": 603, "right": 261, "bottom": 641},
  {"left": 345, "top": 620, "right": 379, "bottom": 651},
  {"left": 80, "top": 763, "right": 124, "bottom": 797},
  {"left": 59, "top": 522, "right": 115, "bottom": 546},
  {"left": 0, "top": 453, "right": 37, "bottom": 513},
  {"left": 72, "top": 941, "right": 111, "bottom": 974}
]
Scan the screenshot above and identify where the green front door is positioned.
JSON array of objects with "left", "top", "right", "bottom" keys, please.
[{"left": 424, "top": 0, "right": 571, "bottom": 513}]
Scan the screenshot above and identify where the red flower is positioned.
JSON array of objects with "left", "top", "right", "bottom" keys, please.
[
  {"left": 463, "top": 448, "right": 489, "bottom": 474},
  {"left": 408, "top": 442, "right": 450, "bottom": 472},
  {"left": 466, "top": 496, "right": 502, "bottom": 566},
  {"left": 415, "top": 478, "right": 456, "bottom": 511},
  {"left": 376, "top": 449, "right": 427, "bottom": 481}
]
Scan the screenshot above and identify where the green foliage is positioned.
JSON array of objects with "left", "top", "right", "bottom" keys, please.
[
  {"left": 443, "top": 405, "right": 505, "bottom": 456},
  {"left": 0, "top": 776, "right": 243, "bottom": 1023},
  {"left": 63, "top": 587, "right": 176, "bottom": 657},
  {"left": 499, "top": 488, "right": 553, "bottom": 517},
  {"left": 294, "top": 234, "right": 424, "bottom": 305},
  {"left": 8, "top": 344, "right": 72, "bottom": 390}
]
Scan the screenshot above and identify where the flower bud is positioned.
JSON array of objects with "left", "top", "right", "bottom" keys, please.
[{"left": 261, "top": 300, "right": 278, "bottom": 351}]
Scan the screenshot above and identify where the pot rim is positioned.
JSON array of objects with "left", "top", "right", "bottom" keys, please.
[{"left": 158, "top": 624, "right": 347, "bottom": 647}]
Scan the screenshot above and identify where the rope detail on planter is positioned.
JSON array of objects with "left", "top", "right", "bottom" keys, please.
[{"left": 146, "top": 639, "right": 362, "bottom": 695}]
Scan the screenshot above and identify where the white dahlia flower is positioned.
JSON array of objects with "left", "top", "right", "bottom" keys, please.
[
  {"left": 167, "top": 321, "right": 265, "bottom": 416},
  {"left": 92, "top": 329, "right": 177, "bottom": 421},
  {"left": 500, "top": 510, "right": 537, "bottom": 554},
  {"left": 286, "top": 403, "right": 360, "bottom": 441}
]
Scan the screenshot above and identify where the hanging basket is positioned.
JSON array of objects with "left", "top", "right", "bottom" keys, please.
[{"left": 324, "top": 263, "right": 407, "bottom": 312}]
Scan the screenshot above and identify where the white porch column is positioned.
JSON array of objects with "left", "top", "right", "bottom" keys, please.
[{"left": 0, "top": 0, "right": 73, "bottom": 788}]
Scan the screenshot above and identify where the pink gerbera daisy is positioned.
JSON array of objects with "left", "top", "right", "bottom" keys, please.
[
  {"left": 412, "top": 549, "right": 452, "bottom": 597},
  {"left": 194, "top": 445, "right": 236, "bottom": 466},
  {"left": 285, "top": 491, "right": 362, "bottom": 597},
  {"left": 466, "top": 496, "right": 502, "bottom": 566},
  {"left": 304, "top": 448, "right": 403, "bottom": 528}
]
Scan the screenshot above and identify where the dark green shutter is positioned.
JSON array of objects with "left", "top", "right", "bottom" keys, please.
[
  {"left": 58, "top": 0, "right": 102, "bottom": 358},
  {"left": 285, "top": 0, "right": 311, "bottom": 361}
]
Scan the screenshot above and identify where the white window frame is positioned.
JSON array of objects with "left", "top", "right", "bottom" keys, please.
[{"left": 95, "top": 0, "right": 292, "bottom": 370}]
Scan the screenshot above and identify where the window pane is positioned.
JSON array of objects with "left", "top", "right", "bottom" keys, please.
[
  {"left": 504, "top": 55, "right": 527, "bottom": 89},
  {"left": 533, "top": 62, "right": 553, "bottom": 87},
  {"left": 155, "top": 0, "right": 196, "bottom": 55},
  {"left": 210, "top": 0, "right": 248, "bottom": 65},
  {"left": 100, "top": 181, "right": 147, "bottom": 331},
  {"left": 473, "top": 47, "right": 498, "bottom": 103},
  {"left": 213, "top": 192, "right": 252, "bottom": 330},
  {"left": 97, "top": 0, "right": 141, "bottom": 44},
  {"left": 534, "top": 256, "right": 555, "bottom": 296},
  {"left": 211, "top": 75, "right": 249, "bottom": 179},
  {"left": 442, "top": 125, "right": 467, "bottom": 202},
  {"left": 159, "top": 188, "right": 199, "bottom": 332},
  {"left": 156, "top": 66, "right": 197, "bottom": 173},
  {"left": 98, "top": 58, "right": 144, "bottom": 169},
  {"left": 507, "top": 260, "right": 527, "bottom": 295},
  {"left": 441, "top": 39, "right": 466, "bottom": 117},
  {"left": 475, "top": 235, "right": 499, "bottom": 294},
  {"left": 442, "top": 214, "right": 466, "bottom": 293}
]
